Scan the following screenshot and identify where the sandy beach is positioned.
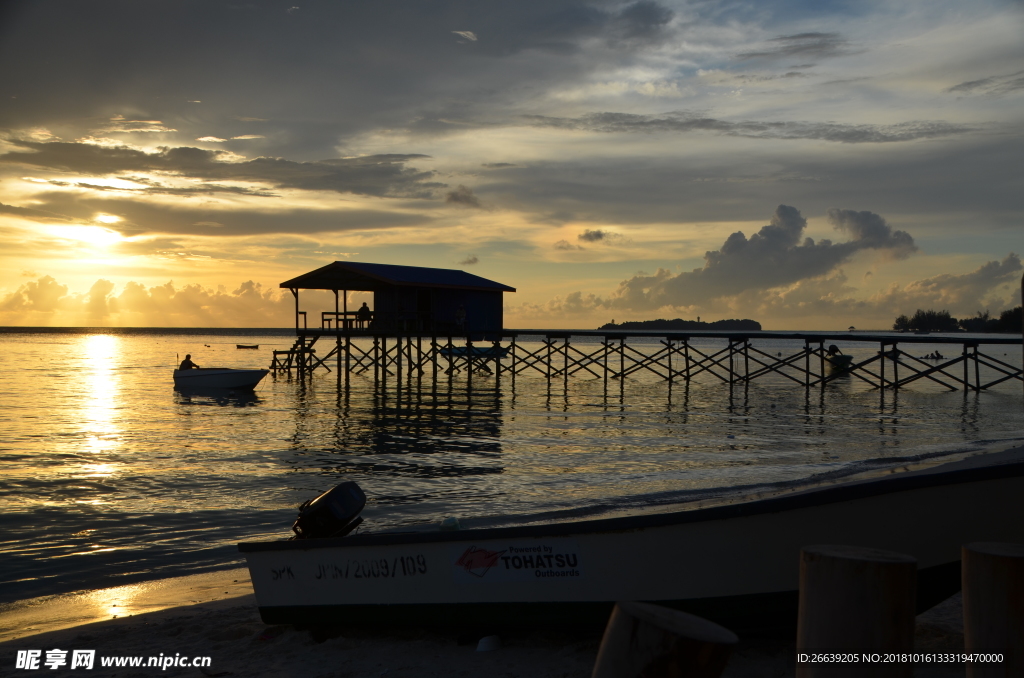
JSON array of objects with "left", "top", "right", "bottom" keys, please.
[{"left": 2, "top": 568, "right": 969, "bottom": 677}]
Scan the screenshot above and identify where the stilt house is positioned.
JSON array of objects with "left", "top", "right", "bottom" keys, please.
[{"left": 280, "top": 261, "right": 516, "bottom": 334}]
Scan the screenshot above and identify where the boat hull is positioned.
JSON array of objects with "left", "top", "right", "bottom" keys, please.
[
  {"left": 239, "top": 448, "right": 1024, "bottom": 630},
  {"left": 173, "top": 368, "right": 268, "bottom": 390},
  {"left": 826, "top": 354, "right": 854, "bottom": 373}
]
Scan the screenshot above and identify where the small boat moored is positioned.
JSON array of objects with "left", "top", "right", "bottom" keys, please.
[
  {"left": 438, "top": 345, "right": 510, "bottom": 358},
  {"left": 173, "top": 368, "right": 269, "bottom": 390},
  {"left": 825, "top": 354, "right": 854, "bottom": 373},
  {"left": 237, "top": 344, "right": 260, "bottom": 350}
]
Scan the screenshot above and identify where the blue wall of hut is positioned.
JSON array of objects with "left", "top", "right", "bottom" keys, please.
[{"left": 372, "top": 286, "right": 503, "bottom": 334}]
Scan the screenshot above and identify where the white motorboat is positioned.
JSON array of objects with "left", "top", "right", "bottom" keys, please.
[
  {"left": 238, "top": 446, "right": 1024, "bottom": 631},
  {"left": 172, "top": 368, "right": 268, "bottom": 390}
]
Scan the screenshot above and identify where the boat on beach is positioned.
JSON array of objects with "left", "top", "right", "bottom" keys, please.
[
  {"left": 238, "top": 446, "right": 1024, "bottom": 631},
  {"left": 173, "top": 368, "right": 269, "bottom": 390}
]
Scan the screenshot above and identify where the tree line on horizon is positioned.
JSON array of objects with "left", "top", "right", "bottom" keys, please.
[
  {"left": 599, "top": 318, "right": 762, "bottom": 331},
  {"left": 892, "top": 307, "right": 1022, "bottom": 333}
]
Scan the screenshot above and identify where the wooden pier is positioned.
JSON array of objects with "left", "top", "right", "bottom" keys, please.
[
  {"left": 271, "top": 329, "right": 1023, "bottom": 393},
  {"left": 271, "top": 263, "right": 1023, "bottom": 394}
]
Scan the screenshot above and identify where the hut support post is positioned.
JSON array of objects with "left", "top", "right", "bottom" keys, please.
[
  {"left": 334, "top": 290, "right": 341, "bottom": 380},
  {"left": 510, "top": 336, "right": 517, "bottom": 387},
  {"left": 345, "top": 335, "right": 350, "bottom": 387}
]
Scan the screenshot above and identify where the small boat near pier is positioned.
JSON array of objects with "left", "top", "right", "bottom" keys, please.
[{"left": 173, "top": 368, "right": 269, "bottom": 390}]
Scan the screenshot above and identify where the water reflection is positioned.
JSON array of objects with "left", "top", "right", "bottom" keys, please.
[
  {"left": 82, "top": 334, "right": 121, "bottom": 455},
  {"left": 174, "top": 389, "right": 261, "bottom": 407},
  {"left": 1, "top": 331, "right": 1021, "bottom": 602},
  {"left": 287, "top": 380, "right": 504, "bottom": 486}
]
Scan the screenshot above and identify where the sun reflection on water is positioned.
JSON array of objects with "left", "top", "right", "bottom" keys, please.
[{"left": 82, "top": 334, "right": 122, "bottom": 455}]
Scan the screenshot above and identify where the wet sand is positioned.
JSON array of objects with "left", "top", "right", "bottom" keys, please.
[{"left": 1, "top": 571, "right": 967, "bottom": 677}]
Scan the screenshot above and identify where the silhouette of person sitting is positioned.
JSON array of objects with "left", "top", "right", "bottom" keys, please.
[
  {"left": 356, "top": 302, "right": 372, "bottom": 328},
  {"left": 179, "top": 354, "right": 200, "bottom": 370},
  {"left": 827, "top": 344, "right": 843, "bottom": 356}
]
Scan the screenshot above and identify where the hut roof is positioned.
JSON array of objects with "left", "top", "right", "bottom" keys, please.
[{"left": 280, "top": 261, "right": 516, "bottom": 292}]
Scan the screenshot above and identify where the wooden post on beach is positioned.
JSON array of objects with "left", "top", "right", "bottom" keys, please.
[
  {"left": 591, "top": 601, "right": 737, "bottom": 678},
  {"left": 796, "top": 545, "right": 917, "bottom": 678},
  {"left": 962, "top": 542, "right": 1024, "bottom": 678}
]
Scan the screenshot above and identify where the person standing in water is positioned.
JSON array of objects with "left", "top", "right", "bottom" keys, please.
[{"left": 178, "top": 354, "right": 200, "bottom": 370}]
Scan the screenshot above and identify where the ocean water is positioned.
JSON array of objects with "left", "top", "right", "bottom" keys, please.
[{"left": 0, "top": 329, "right": 1021, "bottom": 603}]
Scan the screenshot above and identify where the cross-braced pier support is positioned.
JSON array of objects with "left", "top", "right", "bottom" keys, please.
[{"left": 271, "top": 330, "right": 1023, "bottom": 394}]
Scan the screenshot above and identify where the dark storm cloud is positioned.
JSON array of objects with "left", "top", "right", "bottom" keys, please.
[
  {"left": 578, "top": 228, "right": 609, "bottom": 242},
  {"left": 577, "top": 228, "right": 627, "bottom": 246},
  {"left": 0, "top": 140, "right": 441, "bottom": 197},
  {"left": 473, "top": 133, "right": 1024, "bottom": 228},
  {"left": 524, "top": 112, "right": 972, "bottom": 143},
  {"left": 0, "top": 0, "right": 674, "bottom": 154},
  {"left": 15, "top": 191, "right": 431, "bottom": 237},
  {"left": 445, "top": 185, "right": 482, "bottom": 207},
  {"left": 608, "top": 205, "right": 916, "bottom": 310},
  {"left": 738, "top": 32, "right": 851, "bottom": 61}
]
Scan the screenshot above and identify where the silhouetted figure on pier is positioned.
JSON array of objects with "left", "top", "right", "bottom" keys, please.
[
  {"left": 356, "top": 302, "right": 372, "bottom": 328},
  {"left": 178, "top": 354, "right": 200, "bottom": 370},
  {"left": 827, "top": 345, "right": 843, "bottom": 356}
]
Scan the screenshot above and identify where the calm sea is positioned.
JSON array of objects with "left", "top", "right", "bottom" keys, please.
[{"left": 1, "top": 329, "right": 1021, "bottom": 602}]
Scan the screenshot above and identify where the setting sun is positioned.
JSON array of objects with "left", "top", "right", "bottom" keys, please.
[{"left": 48, "top": 225, "right": 125, "bottom": 247}]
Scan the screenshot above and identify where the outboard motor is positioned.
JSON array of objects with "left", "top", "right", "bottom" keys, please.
[{"left": 291, "top": 482, "right": 366, "bottom": 539}]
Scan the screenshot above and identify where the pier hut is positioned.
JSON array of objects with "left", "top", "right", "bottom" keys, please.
[
  {"left": 272, "top": 262, "right": 516, "bottom": 377},
  {"left": 279, "top": 261, "right": 515, "bottom": 334}
]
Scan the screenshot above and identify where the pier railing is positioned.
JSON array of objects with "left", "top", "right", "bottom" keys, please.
[{"left": 270, "top": 329, "right": 1023, "bottom": 393}]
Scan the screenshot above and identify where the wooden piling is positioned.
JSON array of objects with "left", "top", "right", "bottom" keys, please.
[
  {"left": 893, "top": 345, "right": 899, "bottom": 390},
  {"left": 974, "top": 346, "right": 981, "bottom": 393},
  {"left": 796, "top": 545, "right": 917, "bottom": 678},
  {"left": 962, "top": 542, "right": 1024, "bottom": 678},
  {"left": 591, "top": 601, "right": 736, "bottom": 678}
]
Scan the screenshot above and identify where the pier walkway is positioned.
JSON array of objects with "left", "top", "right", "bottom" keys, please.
[{"left": 271, "top": 329, "right": 1023, "bottom": 393}]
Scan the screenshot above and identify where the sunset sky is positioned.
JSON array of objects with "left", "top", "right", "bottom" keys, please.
[{"left": 0, "top": 0, "right": 1020, "bottom": 329}]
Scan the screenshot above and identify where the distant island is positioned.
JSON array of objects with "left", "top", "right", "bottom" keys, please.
[{"left": 599, "top": 318, "right": 762, "bottom": 331}]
